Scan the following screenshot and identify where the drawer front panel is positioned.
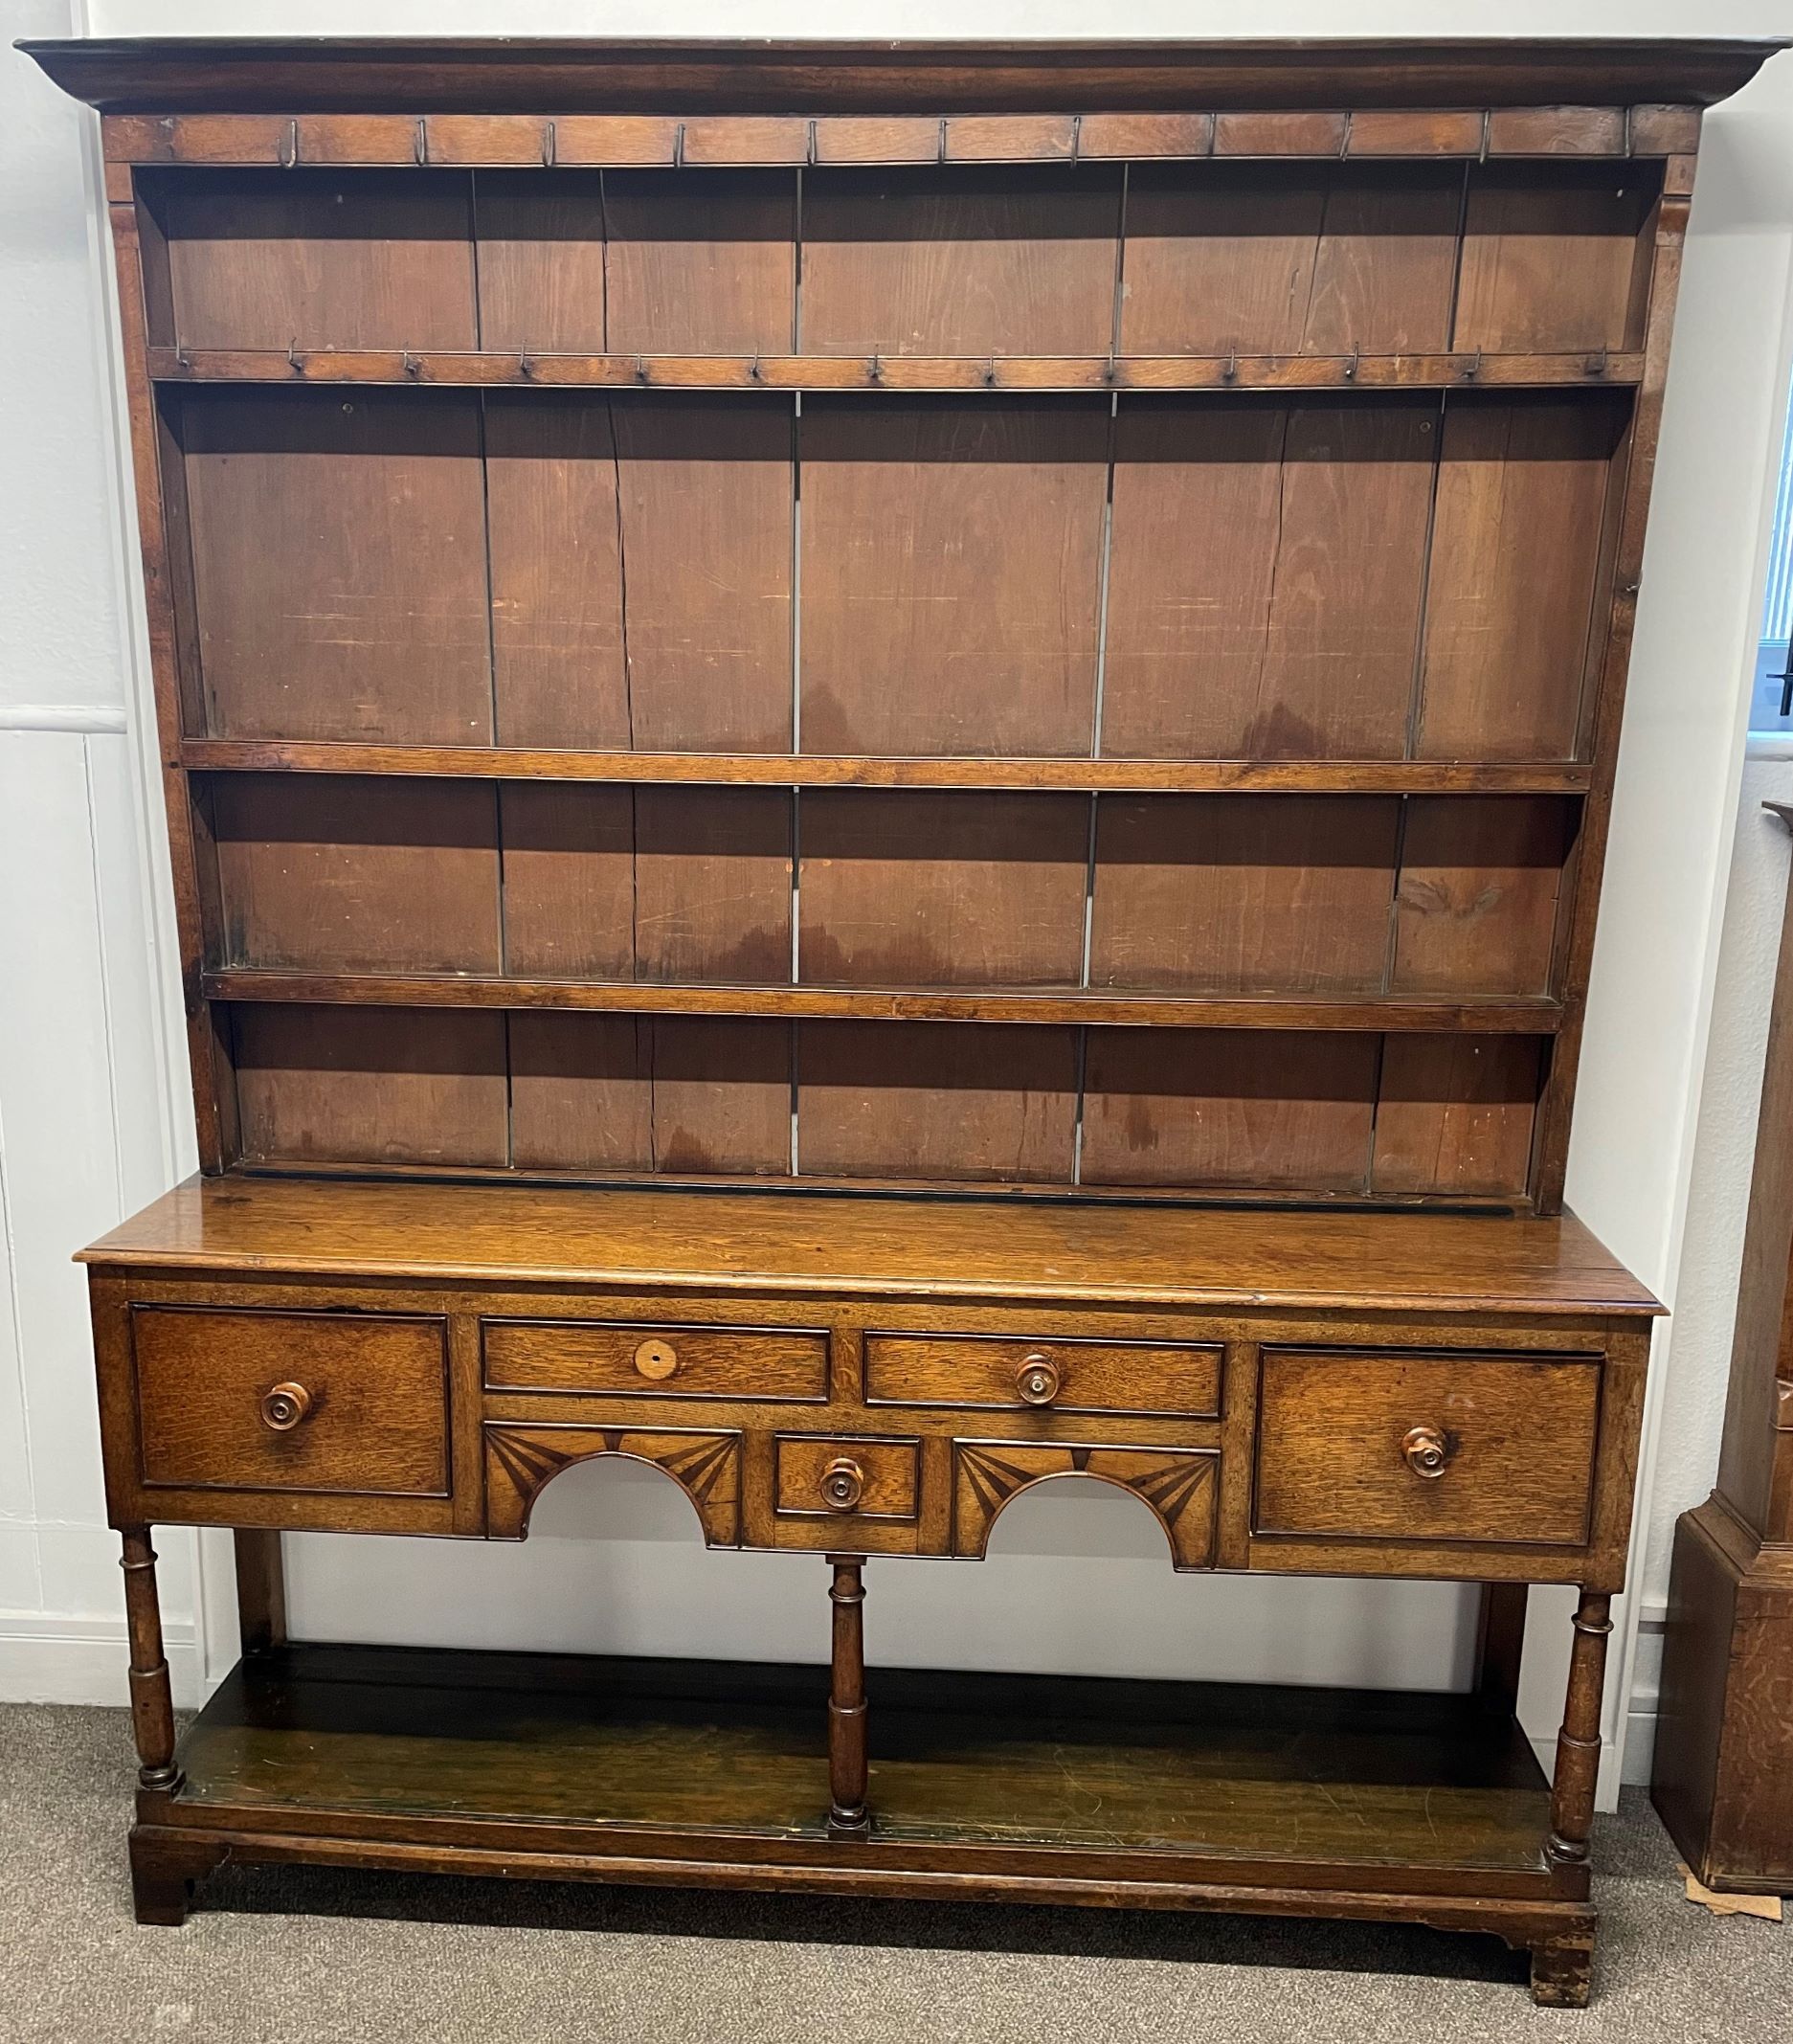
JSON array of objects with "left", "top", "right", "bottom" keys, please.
[
  {"left": 484, "top": 1319, "right": 827, "bottom": 1401},
  {"left": 774, "top": 1435, "right": 920, "bottom": 1521},
  {"left": 1254, "top": 1348, "right": 1601, "bottom": 1546},
  {"left": 133, "top": 1306, "right": 449, "bottom": 1496},
  {"left": 865, "top": 1334, "right": 1222, "bottom": 1417}
]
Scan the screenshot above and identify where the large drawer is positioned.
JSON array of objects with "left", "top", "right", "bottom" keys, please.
[
  {"left": 1253, "top": 1348, "right": 1601, "bottom": 1547},
  {"left": 133, "top": 1306, "right": 449, "bottom": 1497},
  {"left": 484, "top": 1319, "right": 828, "bottom": 1401},
  {"left": 865, "top": 1334, "right": 1221, "bottom": 1418}
]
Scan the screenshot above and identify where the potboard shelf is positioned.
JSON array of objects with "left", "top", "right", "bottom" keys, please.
[
  {"left": 147, "top": 347, "right": 1645, "bottom": 394},
  {"left": 180, "top": 742, "right": 1595, "bottom": 796},
  {"left": 203, "top": 969, "right": 1564, "bottom": 1033}
]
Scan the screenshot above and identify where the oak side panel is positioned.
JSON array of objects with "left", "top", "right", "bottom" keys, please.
[
  {"left": 232, "top": 1004, "right": 509, "bottom": 1167},
  {"left": 797, "top": 1021, "right": 1078, "bottom": 1181},
  {"left": 799, "top": 167, "right": 1122, "bottom": 356},
  {"left": 1371, "top": 1036, "right": 1545, "bottom": 1198},
  {"left": 508, "top": 1013, "right": 793, "bottom": 1174},
  {"left": 1416, "top": 394, "right": 1625, "bottom": 762},
  {"left": 602, "top": 169, "right": 797, "bottom": 353},
  {"left": 799, "top": 790, "right": 1087, "bottom": 988},
  {"left": 1391, "top": 797, "right": 1572, "bottom": 1000},
  {"left": 1081, "top": 1029, "right": 1379, "bottom": 1191},
  {"left": 179, "top": 389, "right": 493, "bottom": 743},
  {"left": 799, "top": 396, "right": 1107, "bottom": 756},
  {"left": 211, "top": 775, "right": 501, "bottom": 975},
  {"left": 1089, "top": 795, "right": 1401, "bottom": 994},
  {"left": 1454, "top": 166, "right": 1658, "bottom": 353},
  {"left": 158, "top": 168, "right": 478, "bottom": 351},
  {"left": 474, "top": 170, "right": 609, "bottom": 352},
  {"left": 1102, "top": 397, "right": 1435, "bottom": 759},
  {"left": 1119, "top": 165, "right": 1461, "bottom": 356}
]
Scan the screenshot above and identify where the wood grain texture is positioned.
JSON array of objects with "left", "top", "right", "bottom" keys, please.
[
  {"left": 159, "top": 169, "right": 477, "bottom": 351},
  {"left": 483, "top": 1318, "right": 827, "bottom": 1400},
  {"left": 865, "top": 1335, "right": 1222, "bottom": 1418},
  {"left": 499, "top": 784, "right": 793, "bottom": 983},
  {"left": 507, "top": 1014, "right": 793, "bottom": 1175},
  {"left": 797, "top": 1021, "right": 1079, "bottom": 1182},
  {"left": 1391, "top": 797, "right": 1571, "bottom": 998},
  {"left": 180, "top": 389, "right": 492, "bottom": 743},
  {"left": 953, "top": 1441, "right": 1218, "bottom": 1568},
  {"left": 1101, "top": 398, "right": 1436, "bottom": 760},
  {"left": 474, "top": 172, "right": 609, "bottom": 353},
  {"left": 800, "top": 167, "right": 1121, "bottom": 356},
  {"left": 1254, "top": 1347, "right": 1599, "bottom": 1544},
  {"left": 1080, "top": 1029, "right": 1379, "bottom": 1191},
  {"left": 484, "top": 1423, "right": 743, "bottom": 1542},
  {"left": 211, "top": 774, "right": 500, "bottom": 974},
  {"left": 78, "top": 1167, "right": 1659, "bottom": 1313},
  {"left": 1089, "top": 795, "right": 1400, "bottom": 994},
  {"left": 133, "top": 1305, "right": 449, "bottom": 1495},
  {"left": 1120, "top": 166, "right": 1462, "bottom": 356},
  {"left": 486, "top": 393, "right": 796, "bottom": 752},
  {"left": 774, "top": 1434, "right": 919, "bottom": 1518},
  {"left": 799, "top": 397, "right": 1107, "bottom": 756},
  {"left": 231, "top": 1003, "right": 509, "bottom": 1167},
  {"left": 602, "top": 170, "right": 796, "bottom": 354},
  {"left": 1416, "top": 395, "right": 1624, "bottom": 762},
  {"left": 1371, "top": 1035, "right": 1544, "bottom": 1197},
  {"left": 1455, "top": 168, "right": 1655, "bottom": 353},
  {"left": 799, "top": 790, "right": 1088, "bottom": 988}
]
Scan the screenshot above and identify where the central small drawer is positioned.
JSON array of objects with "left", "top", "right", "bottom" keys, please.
[
  {"left": 864, "top": 1334, "right": 1222, "bottom": 1418},
  {"left": 483, "top": 1320, "right": 828, "bottom": 1401}
]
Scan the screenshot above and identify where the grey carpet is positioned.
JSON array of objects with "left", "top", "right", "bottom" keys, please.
[{"left": 1, "top": 1703, "right": 1787, "bottom": 2043}]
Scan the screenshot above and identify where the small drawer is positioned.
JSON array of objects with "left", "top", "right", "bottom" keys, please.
[
  {"left": 1254, "top": 1348, "right": 1601, "bottom": 1547},
  {"left": 484, "top": 1319, "right": 827, "bottom": 1401},
  {"left": 133, "top": 1306, "right": 449, "bottom": 1497},
  {"left": 774, "top": 1435, "right": 919, "bottom": 1521},
  {"left": 865, "top": 1334, "right": 1221, "bottom": 1418}
]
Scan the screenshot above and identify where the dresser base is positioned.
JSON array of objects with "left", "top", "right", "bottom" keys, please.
[{"left": 127, "top": 1641, "right": 1597, "bottom": 2005}]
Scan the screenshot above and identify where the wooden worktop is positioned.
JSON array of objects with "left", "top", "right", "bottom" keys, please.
[{"left": 80, "top": 1171, "right": 1660, "bottom": 1316}]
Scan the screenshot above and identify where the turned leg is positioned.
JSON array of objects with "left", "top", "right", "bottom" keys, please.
[
  {"left": 1547, "top": 1589, "right": 1612, "bottom": 1869},
  {"left": 120, "top": 1527, "right": 181, "bottom": 1795},
  {"left": 827, "top": 1555, "right": 870, "bottom": 1837},
  {"left": 233, "top": 1528, "right": 286, "bottom": 1656}
]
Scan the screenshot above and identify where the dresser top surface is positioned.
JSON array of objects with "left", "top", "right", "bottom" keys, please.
[
  {"left": 21, "top": 35, "right": 1781, "bottom": 116},
  {"left": 79, "top": 1173, "right": 1659, "bottom": 1316}
]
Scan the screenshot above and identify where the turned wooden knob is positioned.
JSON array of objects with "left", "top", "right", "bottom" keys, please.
[
  {"left": 820, "top": 1457, "right": 865, "bottom": 1513},
  {"left": 1401, "top": 1424, "right": 1453, "bottom": 1479},
  {"left": 634, "top": 1337, "right": 680, "bottom": 1381},
  {"left": 260, "top": 1381, "right": 312, "bottom": 1432},
  {"left": 1016, "top": 1352, "right": 1061, "bottom": 1405}
]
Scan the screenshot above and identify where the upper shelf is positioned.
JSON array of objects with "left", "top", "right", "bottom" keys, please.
[
  {"left": 178, "top": 742, "right": 1594, "bottom": 797},
  {"left": 149, "top": 348, "right": 1646, "bottom": 397},
  {"left": 21, "top": 37, "right": 1781, "bottom": 117}
]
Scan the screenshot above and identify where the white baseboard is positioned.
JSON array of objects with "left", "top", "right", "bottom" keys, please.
[{"left": 0, "top": 1610, "right": 206, "bottom": 1708}]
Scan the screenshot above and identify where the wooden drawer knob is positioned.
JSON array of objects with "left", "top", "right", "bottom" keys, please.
[
  {"left": 634, "top": 1337, "right": 680, "bottom": 1381},
  {"left": 1016, "top": 1353, "right": 1061, "bottom": 1406},
  {"left": 1401, "top": 1424, "right": 1453, "bottom": 1480},
  {"left": 259, "top": 1381, "right": 312, "bottom": 1432},
  {"left": 820, "top": 1457, "right": 865, "bottom": 1513}
]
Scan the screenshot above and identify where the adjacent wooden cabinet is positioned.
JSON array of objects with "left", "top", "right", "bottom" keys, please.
[{"left": 27, "top": 33, "right": 1781, "bottom": 2005}]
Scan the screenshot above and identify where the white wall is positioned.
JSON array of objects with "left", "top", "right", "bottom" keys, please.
[{"left": 6, "top": 1, "right": 1793, "bottom": 1809}]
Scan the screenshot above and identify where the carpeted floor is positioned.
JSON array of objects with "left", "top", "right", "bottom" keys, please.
[{"left": 1, "top": 1704, "right": 1787, "bottom": 2043}]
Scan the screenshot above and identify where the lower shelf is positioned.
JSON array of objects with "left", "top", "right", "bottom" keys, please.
[{"left": 168, "top": 1643, "right": 1557, "bottom": 1885}]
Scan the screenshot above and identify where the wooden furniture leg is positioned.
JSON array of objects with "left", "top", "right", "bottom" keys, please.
[
  {"left": 1474, "top": 1583, "right": 1529, "bottom": 1711},
  {"left": 120, "top": 1527, "right": 180, "bottom": 1794},
  {"left": 233, "top": 1528, "right": 286, "bottom": 1655},
  {"left": 827, "top": 1555, "right": 870, "bottom": 1837},
  {"left": 1533, "top": 1589, "right": 1612, "bottom": 2006}
]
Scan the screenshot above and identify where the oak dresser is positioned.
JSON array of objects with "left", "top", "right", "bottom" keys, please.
[{"left": 25, "top": 32, "right": 1781, "bottom": 2005}]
